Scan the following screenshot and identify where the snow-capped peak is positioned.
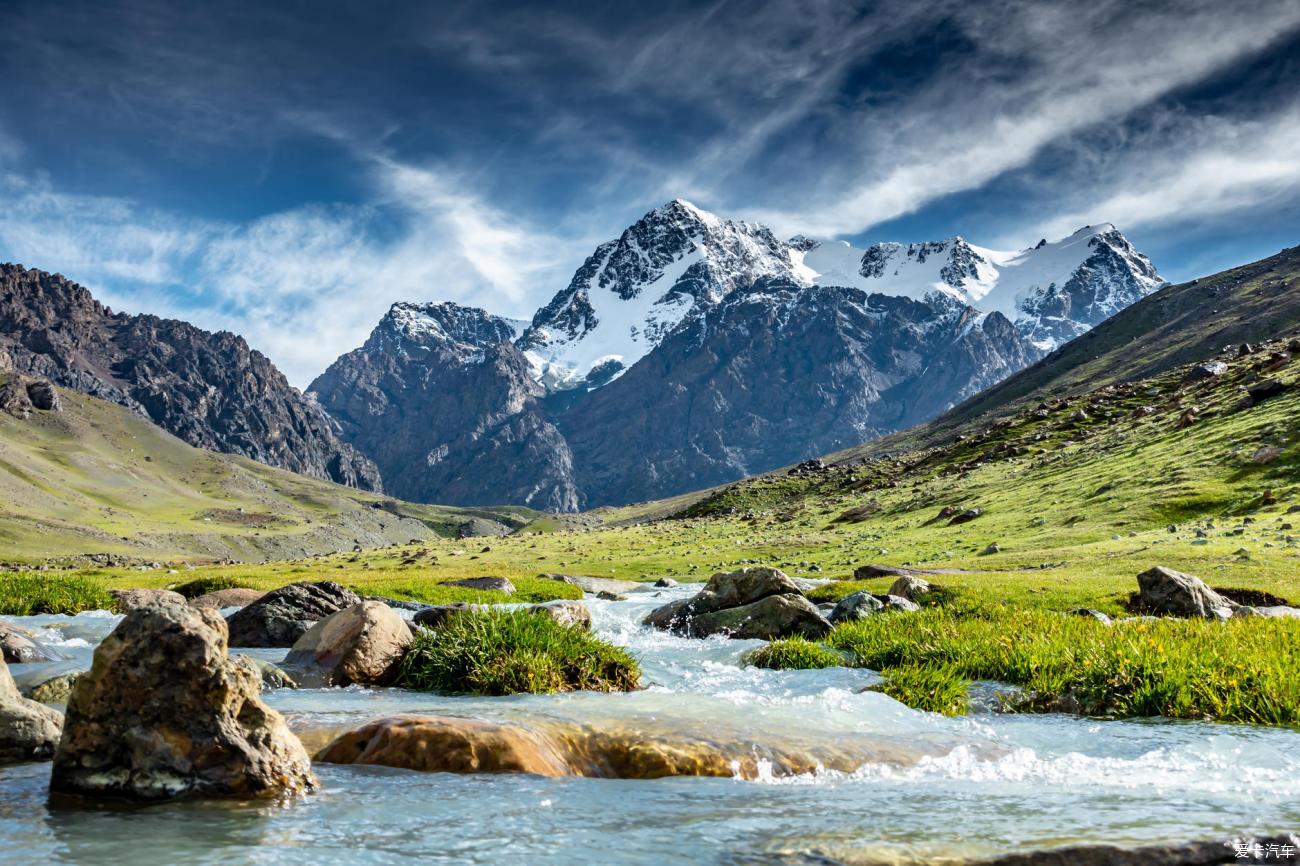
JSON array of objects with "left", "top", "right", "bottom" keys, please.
[
  {"left": 516, "top": 199, "right": 808, "bottom": 388},
  {"left": 378, "top": 301, "right": 524, "bottom": 355}
]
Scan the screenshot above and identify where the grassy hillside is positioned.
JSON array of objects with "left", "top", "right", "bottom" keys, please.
[{"left": 0, "top": 373, "right": 540, "bottom": 564}]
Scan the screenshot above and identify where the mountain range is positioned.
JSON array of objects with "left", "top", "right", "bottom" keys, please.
[
  {"left": 309, "top": 200, "right": 1162, "bottom": 509},
  {"left": 0, "top": 201, "right": 1164, "bottom": 511}
]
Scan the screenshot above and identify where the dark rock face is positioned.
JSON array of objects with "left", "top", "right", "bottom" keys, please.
[
  {"left": 561, "top": 283, "right": 1037, "bottom": 506},
  {"left": 0, "top": 264, "right": 380, "bottom": 490},
  {"left": 50, "top": 602, "right": 315, "bottom": 799},
  {"left": 308, "top": 302, "right": 577, "bottom": 511},
  {"left": 226, "top": 581, "right": 361, "bottom": 647}
]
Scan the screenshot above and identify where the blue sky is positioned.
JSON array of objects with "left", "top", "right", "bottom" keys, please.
[{"left": 1, "top": 0, "right": 1298, "bottom": 385}]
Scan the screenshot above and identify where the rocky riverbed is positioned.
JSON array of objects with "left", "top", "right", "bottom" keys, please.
[{"left": 1, "top": 585, "right": 1298, "bottom": 864}]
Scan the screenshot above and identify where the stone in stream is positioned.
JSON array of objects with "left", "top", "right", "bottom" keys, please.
[
  {"left": 887, "top": 574, "right": 931, "bottom": 601},
  {"left": 1135, "top": 567, "right": 1237, "bottom": 620},
  {"left": 528, "top": 600, "right": 592, "bottom": 630},
  {"left": 412, "top": 602, "right": 486, "bottom": 630},
  {"left": 828, "top": 591, "right": 884, "bottom": 624},
  {"left": 315, "top": 715, "right": 900, "bottom": 781},
  {"left": 23, "top": 672, "right": 80, "bottom": 704},
  {"left": 109, "top": 588, "right": 186, "bottom": 612},
  {"left": 540, "top": 573, "right": 642, "bottom": 594},
  {"left": 226, "top": 581, "right": 361, "bottom": 647},
  {"left": 283, "top": 601, "right": 412, "bottom": 687},
  {"left": 643, "top": 567, "right": 831, "bottom": 640},
  {"left": 189, "top": 587, "right": 266, "bottom": 609},
  {"left": 444, "top": 576, "right": 516, "bottom": 594},
  {"left": 653, "top": 577, "right": 678, "bottom": 588},
  {"left": 50, "top": 601, "right": 315, "bottom": 800},
  {"left": 0, "top": 656, "right": 63, "bottom": 763},
  {"left": 0, "top": 621, "right": 62, "bottom": 664}
]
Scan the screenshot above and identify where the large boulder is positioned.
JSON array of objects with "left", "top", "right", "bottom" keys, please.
[
  {"left": 283, "top": 601, "right": 412, "bottom": 687},
  {"left": 109, "top": 588, "right": 186, "bottom": 612},
  {"left": 50, "top": 602, "right": 315, "bottom": 800},
  {"left": 225, "top": 581, "right": 360, "bottom": 647},
  {"left": 0, "top": 657, "right": 63, "bottom": 763},
  {"left": 25, "top": 379, "right": 60, "bottom": 411},
  {"left": 541, "top": 574, "right": 641, "bottom": 594},
  {"left": 1135, "top": 567, "right": 1236, "bottom": 620},
  {"left": 643, "top": 567, "right": 831, "bottom": 640}
]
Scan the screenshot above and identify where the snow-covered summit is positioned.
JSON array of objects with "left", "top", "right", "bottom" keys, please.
[
  {"left": 375, "top": 301, "right": 525, "bottom": 357},
  {"left": 516, "top": 199, "right": 811, "bottom": 388},
  {"left": 795, "top": 222, "right": 1162, "bottom": 349}
]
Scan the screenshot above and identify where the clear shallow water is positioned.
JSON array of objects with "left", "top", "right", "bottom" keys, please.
[{"left": 2, "top": 586, "right": 1298, "bottom": 865}]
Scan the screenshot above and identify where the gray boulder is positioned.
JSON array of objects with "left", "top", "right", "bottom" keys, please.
[
  {"left": 413, "top": 602, "right": 488, "bottom": 629},
  {"left": 527, "top": 600, "right": 592, "bottom": 630},
  {"left": 51, "top": 602, "right": 316, "bottom": 800},
  {"left": 1135, "top": 567, "right": 1235, "bottom": 620},
  {"left": 0, "top": 657, "right": 63, "bottom": 763},
  {"left": 828, "top": 591, "right": 884, "bottom": 624},
  {"left": 643, "top": 567, "right": 831, "bottom": 640},
  {"left": 653, "top": 577, "right": 678, "bottom": 588},
  {"left": 887, "top": 575, "right": 931, "bottom": 601},
  {"left": 226, "top": 581, "right": 361, "bottom": 647},
  {"left": 25, "top": 379, "right": 60, "bottom": 411},
  {"left": 880, "top": 594, "right": 921, "bottom": 612},
  {"left": 284, "top": 601, "right": 413, "bottom": 687}
]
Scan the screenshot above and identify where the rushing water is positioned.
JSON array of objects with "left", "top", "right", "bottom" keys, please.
[{"left": 3, "top": 585, "right": 1299, "bottom": 864}]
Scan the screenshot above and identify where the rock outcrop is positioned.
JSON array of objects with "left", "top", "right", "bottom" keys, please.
[
  {"left": 225, "top": 581, "right": 361, "bottom": 647},
  {"left": 0, "top": 264, "right": 379, "bottom": 490},
  {"left": 283, "top": 601, "right": 412, "bottom": 687},
  {"left": 49, "top": 602, "right": 315, "bottom": 799},
  {"left": 1135, "top": 567, "right": 1237, "bottom": 620},
  {"left": 0, "top": 657, "right": 63, "bottom": 763},
  {"left": 643, "top": 567, "right": 831, "bottom": 640}
]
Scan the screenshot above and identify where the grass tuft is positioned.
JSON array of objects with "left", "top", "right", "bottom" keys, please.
[
  {"left": 394, "top": 608, "right": 640, "bottom": 695},
  {"left": 748, "top": 637, "right": 846, "bottom": 670},
  {"left": 0, "top": 572, "right": 114, "bottom": 615},
  {"left": 875, "top": 664, "right": 969, "bottom": 716},
  {"left": 829, "top": 606, "right": 1300, "bottom": 725}
]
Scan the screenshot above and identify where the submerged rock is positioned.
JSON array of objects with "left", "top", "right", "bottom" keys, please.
[
  {"left": 226, "top": 581, "right": 361, "bottom": 647},
  {"left": 966, "top": 834, "right": 1298, "bottom": 866},
  {"left": 541, "top": 574, "right": 641, "bottom": 594},
  {"left": 643, "top": 567, "right": 830, "bottom": 640},
  {"left": 284, "top": 601, "right": 412, "bottom": 687},
  {"left": 0, "top": 657, "right": 63, "bottom": 763},
  {"left": 23, "top": 671, "right": 80, "bottom": 704},
  {"left": 1135, "top": 567, "right": 1236, "bottom": 620},
  {"left": 51, "top": 602, "right": 316, "bottom": 800},
  {"left": 315, "top": 714, "right": 896, "bottom": 781}
]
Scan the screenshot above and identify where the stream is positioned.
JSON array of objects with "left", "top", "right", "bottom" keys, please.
[{"left": 2, "top": 584, "right": 1298, "bottom": 864}]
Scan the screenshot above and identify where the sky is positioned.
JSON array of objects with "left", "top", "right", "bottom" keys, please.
[{"left": 1, "top": 0, "right": 1299, "bottom": 386}]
